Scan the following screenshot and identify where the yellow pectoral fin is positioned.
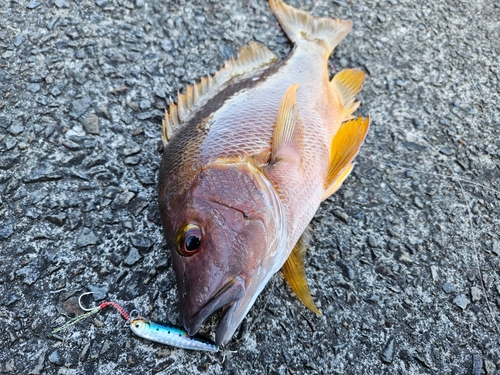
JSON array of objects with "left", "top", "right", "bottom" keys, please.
[
  {"left": 270, "top": 83, "right": 303, "bottom": 165},
  {"left": 281, "top": 230, "right": 322, "bottom": 315},
  {"left": 322, "top": 163, "right": 354, "bottom": 201},
  {"left": 331, "top": 69, "right": 366, "bottom": 122},
  {"left": 323, "top": 116, "right": 370, "bottom": 199}
]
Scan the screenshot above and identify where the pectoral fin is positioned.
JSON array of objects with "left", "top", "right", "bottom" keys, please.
[
  {"left": 270, "top": 83, "right": 303, "bottom": 165},
  {"left": 281, "top": 229, "right": 322, "bottom": 315},
  {"left": 331, "top": 69, "right": 366, "bottom": 121},
  {"left": 323, "top": 116, "right": 370, "bottom": 201}
]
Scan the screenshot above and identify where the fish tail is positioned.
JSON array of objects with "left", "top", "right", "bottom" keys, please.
[{"left": 269, "top": 0, "right": 352, "bottom": 56}]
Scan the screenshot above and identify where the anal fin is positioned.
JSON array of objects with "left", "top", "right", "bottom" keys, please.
[
  {"left": 281, "top": 228, "right": 321, "bottom": 315},
  {"left": 323, "top": 116, "right": 370, "bottom": 201}
]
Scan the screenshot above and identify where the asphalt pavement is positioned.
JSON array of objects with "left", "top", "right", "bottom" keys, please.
[{"left": 1, "top": 0, "right": 499, "bottom": 374}]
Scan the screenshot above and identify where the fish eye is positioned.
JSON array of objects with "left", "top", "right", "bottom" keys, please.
[{"left": 175, "top": 224, "right": 202, "bottom": 257}]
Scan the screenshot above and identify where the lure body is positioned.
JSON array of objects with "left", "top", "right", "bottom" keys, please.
[{"left": 130, "top": 318, "right": 219, "bottom": 352}]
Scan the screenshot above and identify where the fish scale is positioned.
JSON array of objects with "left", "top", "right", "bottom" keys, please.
[{"left": 158, "top": 0, "right": 369, "bottom": 346}]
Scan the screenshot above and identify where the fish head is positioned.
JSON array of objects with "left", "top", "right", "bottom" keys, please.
[{"left": 159, "top": 160, "right": 286, "bottom": 346}]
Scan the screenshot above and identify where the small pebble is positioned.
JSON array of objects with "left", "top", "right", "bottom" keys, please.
[
  {"left": 472, "top": 354, "right": 482, "bottom": 375},
  {"left": 54, "top": 0, "right": 70, "bottom": 8},
  {"left": 442, "top": 282, "right": 455, "bottom": 293},
  {"left": 413, "top": 197, "right": 424, "bottom": 209},
  {"left": 368, "top": 235, "right": 378, "bottom": 248},
  {"left": 453, "top": 294, "right": 469, "bottom": 310},
  {"left": 380, "top": 338, "right": 394, "bottom": 363},
  {"left": 484, "top": 359, "right": 496, "bottom": 375},
  {"left": 76, "top": 228, "right": 99, "bottom": 247},
  {"left": 124, "top": 247, "right": 142, "bottom": 266},
  {"left": 470, "top": 286, "right": 482, "bottom": 302},
  {"left": 48, "top": 350, "right": 64, "bottom": 366},
  {"left": 27, "top": 1, "right": 42, "bottom": 9},
  {"left": 83, "top": 114, "right": 100, "bottom": 135}
]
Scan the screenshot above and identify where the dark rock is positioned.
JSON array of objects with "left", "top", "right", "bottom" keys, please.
[
  {"left": 130, "top": 234, "right": 153, "bottom": 252},
  {"left": 4, "top": 293, "right": 20, "bottom": 306},
  {"left": 26, "top": 1, "right": 42, "bottom": 9},
  {"left": 55, "top": 0, "right": 70, "bottom": 8},
  {"left": 83, "top": 114, "right": 100, "bottom": 135},
  {"left": 380, "top": 338, "right": 394, "bottom": 363},
  {"left": 0, "top": 154, "right": 19, "bottom": 169},
  {"left": 0, "top": 224, "right": 14, "bottom": 240},
  {"left": 8, "top": 123, "right": 24, "bottom": 135},
  {"left": 70, "top": 98, "right": 92, "bottom": 119},
  {"left": 76, "top": 228, "right": 99, "bottom": 247},
  {"left": 124, "top": 247, "right": 142, "bottom": 266},
  {"left": 88, "top": 285, "right": 109, "bottom": 300},
  {"left": 16, "top": 260, "right": 45, "bottom": 285},
  {"left": 368, "top": 235, "right": 378, "bottom": 248},
  {"left": 127, "top": 196, "right": 149, "bottom": 216},
  {"left": 333, "top": 208, "right": 349, "bottom": 224},
  {"left": 45, "top": 213, "right": 67, "bottom": 226},
  {"left": 111, "top": 191, "right": 136, "bottom": 209},
  {"left": 402, "top": 141, "right": 427, "bottom": 152},
  {"left": 93, "top": 0, "right": 109, "bottom": 6},
  {"left": 453, "top": 294, "right": 469, "bottom": 310},
  {"left": 336, "top": 260, "right": 356, "bottom": 280},
  {"left": 23, "top": 163, "right": 63, "bottom": 183},
  {"left": 442, "top": 282, "right": 455, "bottom": 293},
  {"left": 48, "top": 350, "right": 64, "bottom": 366},
  {"left": 27, "top": 83, "right": 41, "bottom": 93},
  {"left": 471, "top": 354, "right": 482, "bottom": 375},
  {"left": 123, "top": 144, "right": 141, "bottom": 156}
]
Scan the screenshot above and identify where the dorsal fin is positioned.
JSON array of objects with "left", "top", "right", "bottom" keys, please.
[
  {"left": 270, "top": 83, "right": 303, "bottom": 164},
  {"left": 330, "top": 69, "right": 366, "bottom": 122},
  {"left": 323, "top": 116, "right": 370, "bottom": 200},
  {"left": 162, "top": 41, "right": 278, "bottom": 146},
  {"left": 281, "top": 227, "right": 322, "bottom": 315}
]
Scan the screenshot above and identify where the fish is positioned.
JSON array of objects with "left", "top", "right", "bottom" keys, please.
[{"left": 158, "top": 0, "right": 369, "bottom": 346}]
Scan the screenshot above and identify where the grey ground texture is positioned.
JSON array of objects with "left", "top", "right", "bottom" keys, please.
[{"left": 1, "top": 0, "right": 499, "bottom": 374}]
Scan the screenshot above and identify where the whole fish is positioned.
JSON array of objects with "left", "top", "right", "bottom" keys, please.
[{"left": 158, "top": 0, "right": 369, "bottom": 346}]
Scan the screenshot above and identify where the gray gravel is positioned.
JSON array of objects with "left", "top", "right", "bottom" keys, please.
[{"left": 1, "top": 0, "right": 500, "bottom": 374}]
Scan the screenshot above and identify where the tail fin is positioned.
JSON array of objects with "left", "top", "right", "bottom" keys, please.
[{"left": 269, "top": 0, "right": 351, "bottom": 54}]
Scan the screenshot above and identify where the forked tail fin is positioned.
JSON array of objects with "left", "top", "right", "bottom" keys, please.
[{"left": 269, "top": 0, "right": 352, "bottom": 55}]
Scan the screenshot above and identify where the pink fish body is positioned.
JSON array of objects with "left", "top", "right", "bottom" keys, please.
[{"left": 158, "top": 0, "right": 369, "bottom": 345}]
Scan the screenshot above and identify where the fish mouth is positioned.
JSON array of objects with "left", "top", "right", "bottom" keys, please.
[{"left": 184, "top": 276, "right": 246, "bottom": 345}]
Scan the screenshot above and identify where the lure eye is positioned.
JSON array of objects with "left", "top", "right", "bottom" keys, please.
[
  {"left": 132, "top": 320, "right": 144, "bottom": 329},
  {"left": 175, "top": 224, "right": 202, "bottom": 257}
]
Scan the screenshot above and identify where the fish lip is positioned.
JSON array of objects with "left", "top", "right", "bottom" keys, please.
[{"left": 184, "top": 276, "right": 246, "bottom": 337}]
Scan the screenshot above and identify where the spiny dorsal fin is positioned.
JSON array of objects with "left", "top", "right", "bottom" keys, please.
[
  {"left": 281, "top": 228, "right": 321, "bottom": 315},
  {"left": 270, "top": 83, "right": 302, "bottom": 164},
  {"left": 331, "top": 69, "right": 365, "bottom": 122},
  {"left": 162, "top": 41, "right": 278, "bottom": 146},
  {"left": 323, "top": 116, "right": 370, "bottom": 201},
  {"left": 269, "top": 0, "right": 351, "bottom": 56}
]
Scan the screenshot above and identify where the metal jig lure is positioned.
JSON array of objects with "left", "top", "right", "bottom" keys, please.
[
  {"left": 52, "top": 292, "right": 219, "bottom": 352},
  {"left": 129, "top": 311, "right": 219, "bottom": 352}
]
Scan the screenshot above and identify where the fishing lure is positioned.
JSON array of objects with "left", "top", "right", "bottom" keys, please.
[
  {"left": 130, "top": 315, "right": 219, "bottom": 352},
  {"left": 52, "top": 292, "right": 219, "bottom": 352}
]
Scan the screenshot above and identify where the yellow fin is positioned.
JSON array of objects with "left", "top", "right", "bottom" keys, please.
[
  {"left": 281, "top": 228, "right": 322, "bottom": 315},
  {"left": 162, "top": 41, "right": 278, "bottom": 146},
  {"left": 331, "top": 69, "right": 366, "bottom": 121},
  {"left": 322, "top": 163, "right": 354, "bottom": 201},
  {"left": 271, "top": 83, "right": 302, "bottom": 164},
  {"left": 323, "top": 116, "right": 370, "bottom": 200},
  {"left": 269, "top": 0, "right": 351, "bottom": 56}
]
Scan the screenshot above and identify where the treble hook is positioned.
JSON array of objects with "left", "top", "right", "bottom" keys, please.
[{"left": 78, "top": 291, "right": 97, "bottom": 312}]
